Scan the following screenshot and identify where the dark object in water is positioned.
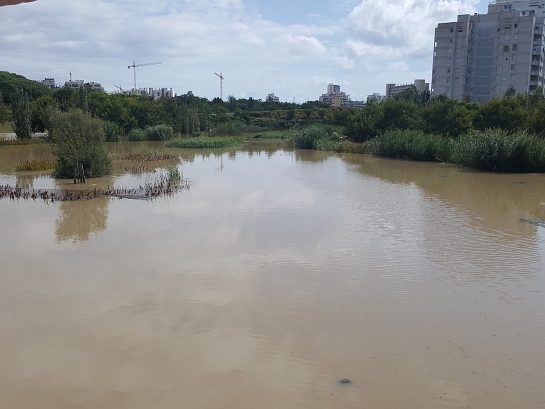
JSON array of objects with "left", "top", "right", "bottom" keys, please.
[
  {"left": 340, "top": 379, "right": 351, "bottom": 384},
  {"left": 521, "top": 219, "right": 545, "bottom": 228}
]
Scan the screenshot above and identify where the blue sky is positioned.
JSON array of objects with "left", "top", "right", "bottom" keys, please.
[{"left": 0, "top": 0, "right": 489, "bottom": 102}]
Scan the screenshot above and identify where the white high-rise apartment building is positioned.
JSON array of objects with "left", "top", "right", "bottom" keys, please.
[{"left": 432, "top": 5, "right": 545, "bottom": 102}]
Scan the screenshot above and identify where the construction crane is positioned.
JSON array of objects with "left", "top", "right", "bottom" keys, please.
[
  {"left": 128, "top": 61, "right": 161, "bottom": 92},
  {"left": 214, "top": 72, "right": 224, "bottom": 100},
  {"left": 114, "top": 85, "right": 124, "bottom": 93}
]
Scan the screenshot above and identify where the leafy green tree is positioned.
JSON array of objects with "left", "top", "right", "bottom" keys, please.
[
  {"left": 31, "top": 95, "right": 57, "bottom": 132},
  {"left": 50, "top": 109, "right": 111, "bottom": 180},
  {"left": 52, "top": 86, "right": 76, "bottom": 112},
  {"left": 0, "top": 71, "right": 51, "bottom": 104},
  {"left": 12, "top": 87, "right": 32, "bottom": 139},
  {"left": 474, "top": 96, "right": 529, "bottom": 132},
  {"left": 0, "top": 92, "right": 10, "bottom": 124},
  {"left": 421, "top": 99, "right": 475, "bottom": 137}
]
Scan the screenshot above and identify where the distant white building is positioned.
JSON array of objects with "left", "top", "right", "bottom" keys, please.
[
  {"left": 41, "top": 78, "right": 57, "bottom": 90},
  {"left": 64, "top": 79, "right": 105, "bottom": 92},
  {"left": 119, "top": 88, "right": 176, "bottom": 99},
  {"left": 266, "top": 93, "right": 280, "bottom": 102},
  {"left": 319, "top": 84, "right": 351, "bottom": 105},
  {"left": 367, "top": 93, "right": 387, "bottom": 103},
  {"left": 385, "top": 79, "right": 429, "bottom": 98}
]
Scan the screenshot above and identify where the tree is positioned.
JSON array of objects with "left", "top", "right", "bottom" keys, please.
[
  {"left": 0, "top": 92, "right": 10, "bottom": 124},
  {"left": 11, "top": 87, "right": 32, "bottom": 139},
  {"left": 50, "top": 109, "right": 111, "bottom": 181}
]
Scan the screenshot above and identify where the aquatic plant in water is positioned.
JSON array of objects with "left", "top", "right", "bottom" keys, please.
[{"left": 166, "top": 136, "right": 244, "bottom": 149}]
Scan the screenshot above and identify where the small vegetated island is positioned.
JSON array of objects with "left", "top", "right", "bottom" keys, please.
[{"left": 2, "top": 70, "right": 545, "bottom": 175}]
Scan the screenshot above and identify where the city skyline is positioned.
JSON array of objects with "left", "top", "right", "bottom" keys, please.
[{"left": 1, "top": 0, "right": 489, "bottom": 102}]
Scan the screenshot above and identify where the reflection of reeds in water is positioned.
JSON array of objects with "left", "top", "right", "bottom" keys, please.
[{"left": 0, "top": 175, "right": 191, "bottom": 202}]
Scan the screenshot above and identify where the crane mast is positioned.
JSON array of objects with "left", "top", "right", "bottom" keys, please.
[
  {"left": 214, "top": 72, "right": 224, "bottom": 100},
  {"left": 128, "top": 61, "right": 161, "bottom": 93}
]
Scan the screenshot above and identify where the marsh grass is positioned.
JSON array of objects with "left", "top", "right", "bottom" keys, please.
[
  {"left": 0, "top": 138, "right": 48, "bottom": 146},
  {"left": 15, "top": 158, "right": 57, "bottom": 172},
  {"left": 373, "top": 129, "right": 451, "bottom": 162},
  {"left": 211, "top": 122, "right": 262, "bottom": 135},
  {"left": 0, "top": 123, "right": 13, "bottom": 133},
  {"left": 111, "top": 153, "right": 176, "bottom": 162},
  {"left": 167, "top": 136, "right": 244, "bottom": 149},
  {"left": 452, "top": 130, "right": 545, "bottom": 172},
  {"left": 294, "top": 124, "right": 344, "bottom": 150},
  {"left": 253, "top": 130, "right": 294, "bottom": 139}
]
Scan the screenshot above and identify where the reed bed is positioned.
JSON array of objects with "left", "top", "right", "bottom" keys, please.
[
  {"left": 123, "top": 166, "right": 157, "bottom": 176},
  {"left": 253, "top": 130, "right": 294, "bottom": 139},
  {"left": 0, "top": 138, "right": 47, "bottom": 146},
  {"left": 15, "top": 158, "right": 57, "bottom": 172},
  {"left": 166, "top": 136, "right": 244, "bottom": 149},
  {"left": 111, "top": 153, "right": 176, "bottom": 162},
  {"left": 0, "top": 178, "right": 191, "bottom": 203}
]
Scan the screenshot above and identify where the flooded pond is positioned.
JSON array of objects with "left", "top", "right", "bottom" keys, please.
[{"left": 1, "top": 141, "right": 544, "bottom": 409}]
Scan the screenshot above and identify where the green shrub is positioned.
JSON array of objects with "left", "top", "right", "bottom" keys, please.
[
  {"left": 452, "top": 130, "right": 545, "bottom": 172},
  {"left": 211, "top": 121, "right": 262, "bottom": 135},
  {"left": 102, "top": 121, "right": 125, "bottom": 142},
  {"left": 127, "top": 128, "right": 146, "bottom": 141},
  {"left": 373, "top": 129, "right": 450, "bottom": 162},
  {"left": 146, "top": 124, "right": 174, "bottom": 141},
  {"left": 167, "top": 136, "right": 244, "bottom": 149},
  {"left": 50, "top": 109, "right": 111, "bottom": 179},
  {"left": 294, "top": 124, "right": 343, "bottom": 150},
  {"left": 54, "top": 143, "right": 111, "bottom": 178}
]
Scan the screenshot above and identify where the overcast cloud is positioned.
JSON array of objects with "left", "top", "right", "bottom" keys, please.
[{"left": 0, "top": 0, "right": 485, "bottom": 101}]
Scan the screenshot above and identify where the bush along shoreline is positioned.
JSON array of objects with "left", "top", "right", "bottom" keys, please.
[{"left": 294, "top": 124, "right": 545, "bottom": 173}]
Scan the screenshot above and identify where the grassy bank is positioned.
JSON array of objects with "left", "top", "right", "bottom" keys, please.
[
  {"left": 0, "top": 123, "right": 13, "bottom": 133},
  {"left": 0, "top": 138, "right": 48, "bottom": 146},
  {"left": 166, "top": 136, "right": 245, "bottom": 149},
  {"left": 295, "top": 124, "right": 545, "bottom": 173},
  {"left": 253, "top": 130, "right": 295, "bottom": 139}
]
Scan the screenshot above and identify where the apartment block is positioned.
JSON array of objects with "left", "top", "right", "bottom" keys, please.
[
  {"left": 432, "top": 10, "right": 545, "bottom": 102},
  {"left": 385, "top": 80, "right": 430, "bottom": 98},
  {"left": 319, "top": 84, "right": 351, "bottom": 104}
]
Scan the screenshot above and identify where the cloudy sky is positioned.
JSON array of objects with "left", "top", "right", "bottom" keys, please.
[{"left": 0, "top": 0, "right": 488, "bottom": 102}]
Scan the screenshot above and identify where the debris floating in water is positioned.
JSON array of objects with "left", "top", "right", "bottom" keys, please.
[{"left": 340, "top": 379, "right": 352, "bottom": 384}]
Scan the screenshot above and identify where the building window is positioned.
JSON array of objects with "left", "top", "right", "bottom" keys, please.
[
  {"left": 447, "top": 77, "right": 450, "bottom": 83},
  {"left": 447, "top": 67, "right": 451, "bottom": 73},
  {"left": 511, "top": 64, "right": 515, "bottom": 70},
  {"left": 513, "top": 44, "right": 518, "bottom": 50},
  {"left": 450, "top": 38, "right": 453, "bottom": 43},
  {"left": 514, "top": 23, "right": 518, "bottom": 28},
  {"left": 504, "top": 45, "right": 510, "bottom": 52},
  {"left": 450, "top": 28, "right": 454, "bottom": 33},
  {"left": 505, "top": 24, "right": 511, "bottom": 29}
]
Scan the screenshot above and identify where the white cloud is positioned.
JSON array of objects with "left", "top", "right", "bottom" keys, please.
[
  {"left": 387, "top": 61, "right": 410, "bottom": 71},
  {"left": 345, "top": 0, "right": 478, "bottom": 58},
  {"left": 0, "top": 0, "right": 461, "bottom": 100}
]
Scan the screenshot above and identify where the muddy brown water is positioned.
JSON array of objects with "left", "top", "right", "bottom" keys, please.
[{"left": 0, "top": 141, "right": 544, "bottom": 409}]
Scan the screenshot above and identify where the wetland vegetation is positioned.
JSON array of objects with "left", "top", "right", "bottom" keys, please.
[{"left": 4, "top": 70, "right": 545, "bottom": 173}]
